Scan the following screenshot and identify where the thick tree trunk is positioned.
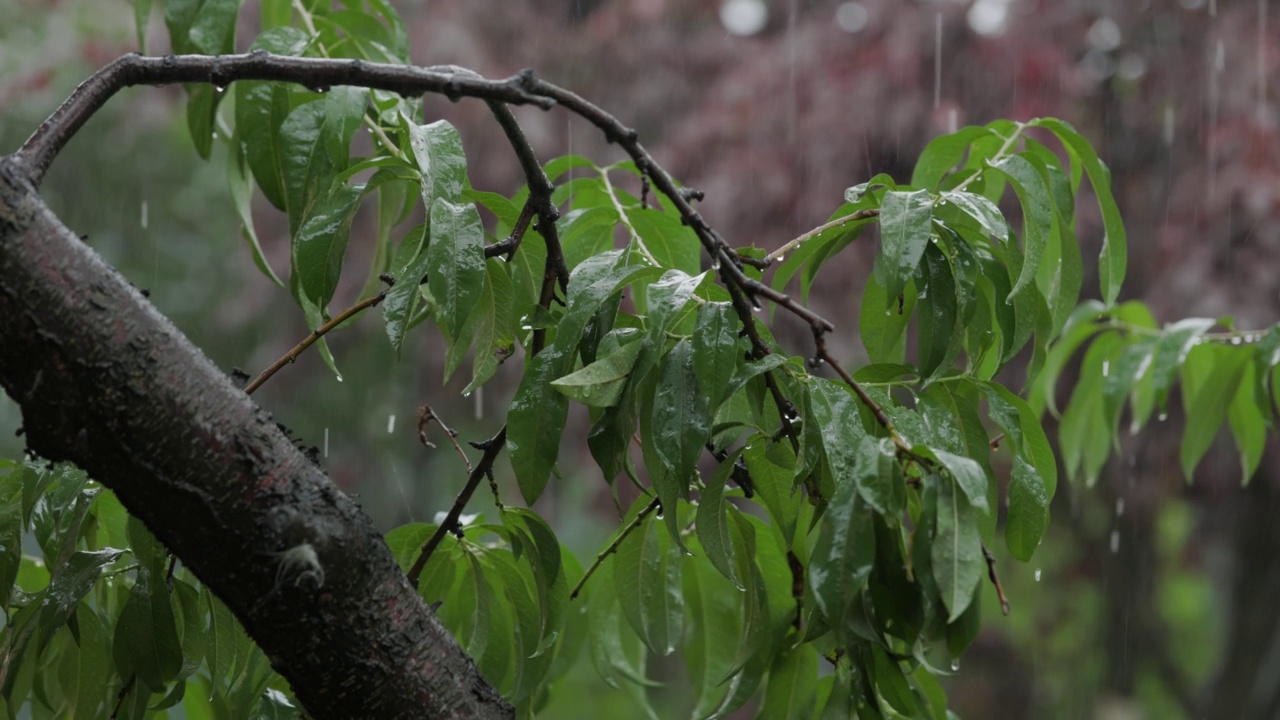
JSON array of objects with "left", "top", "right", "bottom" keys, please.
[{"left": 0, "top": 155, "right": 509, "bottom": 719}]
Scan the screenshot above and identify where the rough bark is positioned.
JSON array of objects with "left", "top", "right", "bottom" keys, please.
[{"left": 0, "top": 155, "right": 510, "bottom": 719}]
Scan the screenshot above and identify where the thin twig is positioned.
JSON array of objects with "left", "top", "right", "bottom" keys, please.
[
  {"left": 417, "top": 404, "right": 471, "bottom": 473},
  {"left": 982, "top": 543, "right": 1011, "bottom": 615},
  {"left": 407, "top": 426, "right": 507, "bottom": 588},
  {"left": 109, "top": 674, "right": 136, "bottom": 719},
  {"left": 569, "top": 497, "right": 660, "bottom": 601},
  {"left": 763, "top": 209, "right": 880, "bottom": 265},
  {"left": 243, "top": 287, "right": 390, "bottom": 396}
]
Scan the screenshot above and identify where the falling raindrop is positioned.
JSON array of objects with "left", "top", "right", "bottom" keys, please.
[
  {"left": 1102, "top": 360, "right": 1110, "bottom": 377},
  {"left": 948, "top": 107, "right": 958, "bottom": 133},
  {"left": 1115, "top": 498, "right": 1125, "bottom": 517},
  {"left": 387, "top": 414, "right": 396, "bottom": 434},
  {"left": 1110, "top": 530, "right": 1120, "bottom": 554},
  {"left": 1163, "top": 106, "right": 1176, "bottom": 146},
  {"left": 475, "top": 386, "right": 484, "bottom": 420},
  {"left": 1259, "top": 0, "right": 1269, "bottom": 121},
  {"left": 1034, "top": 569, "right": 1042, "bottom": 582},
  {"left": 323, "top": 428, "right": 330, "bottom": 458},
  {"left": 934, "top": 13, "right": 942, "bottom": 109},
  {"left": 140, "top": 201, "right": 148, "bottom": 231}
]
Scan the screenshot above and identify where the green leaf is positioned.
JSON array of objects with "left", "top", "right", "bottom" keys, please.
[
  {"left": 760, "top": 645, "right": 818, "bottom": 720},
  {"left": 872, "top": 645, "right": 919, "bottom": 716},
  {"left": 911, "top": 126, "right": 995, "bottom": 190},
  {"left": 586, "top": 564, "right": 660, "bottom": 719},
  {"left": 692, "top": 302, "right": 739, "bottom": 410},
  {"left": 683, "top": 538, "right": 749, "bottom": 717},
  {"left": 918, "top": 447, "right": 990, "bottom": 516},
  {"left": 235, "top": 28, "right": 310, "bottom": 210},
  {"left": 810, "top": 471, "right": 875, "bottom": 644},
  {"left": 744, "top": 440, "right": 799, "bottom": 547},
  {"left": 650, "top": 339, "right": 711, "bottom": 513},
  {"left": 987, "top": 153, "right": 1053, "bottom": 301},
  {"left": 980, "top": 381, "right": 1058, "bottom": 500},
  {"left": 931, "top": 476, "right": 982, "bottom": 622},
  {"left": 1059, "top": 332, "right": 1120, "bottom": 485},
  {"left": 409, "top": 119, "right": 467, "bottom": 208},
  {"left": 1031, "top": 118, "right": 1128, "bottom": 306},
  {"left": 462, "top": 258, "right": 516, "bottom": 393},
  {"left": 71, "top": 603, "right": 109, "bottom": 717},
  {"left": 280, "top": 90, "right": 364, "bottom": 234},
  {"left": 625, "top": 207, "right": 702, "bottom": 274},
  {"left": 114, "top": 567, "right": 183, "bottom": 693},
  {"left": 227, "top": 134, "right": 284, "bottom": 286},
  {"left": 916, "top": 243, "right": 959, "bottom": 379},
  {"left": 508, "top": 263, "right": 664, "bottom": 504},
  {"left": 1150, "top": 318, "right": 1217, "bottom": 414},
  {"left": 614, "top": 511, "right": 684, "bottom": 656},
  {"left": 1229, "top": 362, "right": 1267, "bottom": 485},
  {"left": 37, "top": 549, "right": 122, "bottom": 651},
  {"left": 426, "top": 198, "right": 486, "bottom": 339},
  {"left": 503, "top": 508, "right": 567, "bottom": 653},
  {"left": 293, "top": 181, "right": 366, "bottom": 309},
  {"left": 551, "top": 337, "right": 643, "bottom": 407},
  {"left": 206, "top": 591, "right": 238, "bottom": 685},
  {"left": 1180, "top": 343, "right": 1251, "bottom": 480},
  {"left": 695, "top": 449, "right": 745, "bottom": 587},
  {"left": 873, "top": 189, "right": 933, "bottom": 303},
  {"left": 860, "top": 273, "right": 917, "bottom": 364},
  {"left": 940, "top": 191, "right": 1010, "bottom": 242},
  {"left": 1004, "top": 455, "right": 1049, "bottom": 560},
  {"left": 133, "top": 0, "right": 153, "bottom": 52},
  {"left": 1028, "top": 300, "right": 1107, "bottom": 415}
]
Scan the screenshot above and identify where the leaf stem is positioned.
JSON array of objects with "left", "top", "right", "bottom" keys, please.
[
  {"left": 244, "top": 285, "right": 391, "bottom": 396},
  {"left": 950, "top": 122, "right": 1025, "bottom": 195},
  {"left": 763, "top": 209, "right": 879, "bottom": 265},
  {"left": 569, "top": 497, "right": 660, "bottom": 601}
]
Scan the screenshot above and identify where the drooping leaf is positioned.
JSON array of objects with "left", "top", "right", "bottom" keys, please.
[
  {"left": 614, "top": 511, "right": 684, "bottom": 656},
  {"left": 695, "top": 449, "right": 745, "bottom": 587},
  {"left": 426, "top": 198, "right": 486, "bottom": 340},
  {"left": 692, "top": 301, "right": 739, "bottom": 411},
  {"left": 1180, "top": 343, "right": 1251, "bottom": 480},
  {"left": 873, "top": 189, "right": 933, "bottom": 303},
  {"left": 931, "top": 476, "right": 982, "bottom": 622},
  {"left": 508, "top": 262, "right": 664, "bottom": 504},
  {"left": 987, "top": 153, "right": 1053, "bottom": 301},
  {"left": 1031, "top": 118, "right": 1128, "bottom": 306},
  {"left": 760, "top": 645, "right": 819, "bottom": 720},
  {"left": 409, "top": 119, "right": 467, "bottom": 208}
]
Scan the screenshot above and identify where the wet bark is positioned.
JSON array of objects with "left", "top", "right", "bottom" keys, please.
[{"left": 0, "top": 155, "right": 509, "bottom": 719}]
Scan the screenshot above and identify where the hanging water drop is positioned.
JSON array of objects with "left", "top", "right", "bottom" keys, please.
[
  {"left": 1159, "top": 412, "right": 1168, "bottom": 422},
  {"left": 1231, "top": 336, "right": 1243, "bottom": 345},
  {"left": 950, "top": 659, "right": 960, "bottom": 672}
]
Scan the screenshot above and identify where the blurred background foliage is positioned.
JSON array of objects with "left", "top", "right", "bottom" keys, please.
[{"left": 0, "top": 0, "right": 1277, "bottom": 718}]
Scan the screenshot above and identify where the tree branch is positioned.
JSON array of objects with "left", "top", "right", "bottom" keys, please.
[
  {"left": 0, "top": 157, "right": 511, "bottom": 719},
  {"left": 15, "top": 53, "right": 555, "bottom": 186}
]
